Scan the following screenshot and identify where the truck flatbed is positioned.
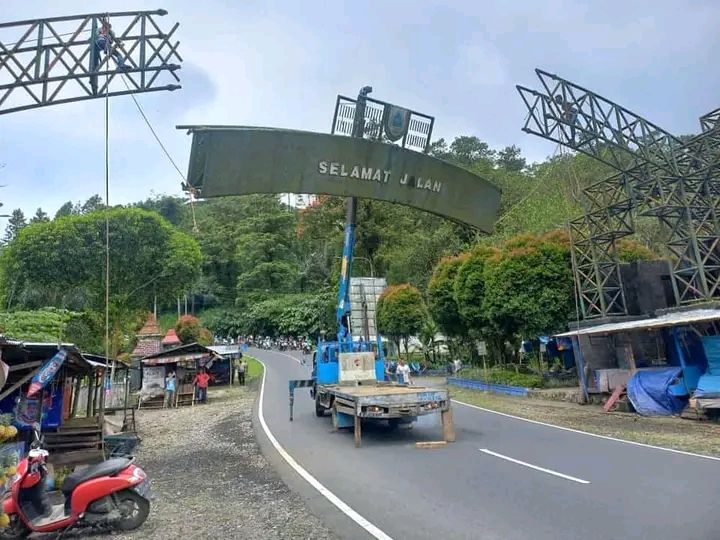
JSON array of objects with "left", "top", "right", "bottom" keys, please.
[{"left": 316, "top": 381, "right": 454, "bottom": 447}]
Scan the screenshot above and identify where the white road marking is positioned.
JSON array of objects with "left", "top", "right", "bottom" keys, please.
[
  {"left": 480, "top": 448, "right": 590, "bottom": 484},
  {"left": 255, "top": 358, "right": 393, "bottom": 540},
  {"left": 273, "top": 350, "right": 304, "bottom": 365},
  {"left": 454, "top": 399, "right": 720, "bottom": 462}
]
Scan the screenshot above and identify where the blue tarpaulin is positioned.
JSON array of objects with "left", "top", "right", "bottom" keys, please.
[
  {"left": 627, "top": 367, "right": 687, "bottom": 416},
  {"left": 695, "top": 336, "right": 720, "bottom": 397}
]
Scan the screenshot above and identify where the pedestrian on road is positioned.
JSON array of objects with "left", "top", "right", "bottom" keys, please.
[
  {"left": 193, "top": 368, "right": 211, "bottom": 403},
  {"left": 396, "top": 359, "right": 412, "bottom": 385},
  {"left": 164, "top": 371, "right": 176, "bottom": 408}
]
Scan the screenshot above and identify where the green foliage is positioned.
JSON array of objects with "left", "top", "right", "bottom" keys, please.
[
  {"left": 175, "top": 315, "right": 212, "bottom": 345},
  {"left": 482, "top": 233, "right": 573, "bottom": 340},
  {"left": 134, "top": 195, "right": 185, "bottom": 226},
  {"left": 453, "top": 246, "right": 498, "bottom": 336},
  {"left": 0, "top": 308, "right": 100, "bottom": 350},
  {"left": 427, "top": 254, "right": 468, "bottom": 337},
  {"left": 1, "top": 207, "right": 200, "bottom": 312},
  {"left": 200, "top": 292, "right": 334, "bottom": 338},
  {"left": 377, "top": 284, "right": 427, "bottom": 358},
  {"left": 463, "top": 366, "right": 544, "bottom": 388},
  {"left": 3, "top": 209, "right": 26, "bottom": 244},
  {"left": 30, "top": 208, "right": 49, "bottom": 224},
  {"left": 616, "top": 238, "right": 658, "bottom": 263}
]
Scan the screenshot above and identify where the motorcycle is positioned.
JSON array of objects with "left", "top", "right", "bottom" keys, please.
[{"left": 0, "top": 429, "right": 150, "bottom": 539}]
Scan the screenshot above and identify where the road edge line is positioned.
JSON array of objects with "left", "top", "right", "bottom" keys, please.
[
  {"left": 453, "top": 399, "right": 720, "bottom": 462},
  {"left": 256, "top": 358, "right": 394, "bottom": 540}
]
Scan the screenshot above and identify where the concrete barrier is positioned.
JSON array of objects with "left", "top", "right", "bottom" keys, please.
[{"left": 447, "top": 377, "right": 529, "bottom": 397}]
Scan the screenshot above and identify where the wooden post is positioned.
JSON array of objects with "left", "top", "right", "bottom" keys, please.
[
  {"left": 442, "top": 407, "right": 456, "bottom": 443},
  {"left": 625, "top": 343, "right": 637, "bottom": 374},
  {"left": 92, "top": 372, "right": 100, "bottom": 417},
  {"left": 86, "top": 374, "right": 95, "bottom": 417},
  {"left": 353, "top": 414, "right": 362, "bottom": 448},
  {"left": 71, "top": 376, "right": 82, "bottom": 418}
]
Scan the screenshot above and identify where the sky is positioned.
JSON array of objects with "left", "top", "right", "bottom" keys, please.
[{"left": 1, "top": 0, "right": 719, "bottom": 228}]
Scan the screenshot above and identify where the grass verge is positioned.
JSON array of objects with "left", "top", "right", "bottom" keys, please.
[
  {"left": 451, "top": 387, "right": 720, "bottom": 457},
  {"left": 246, "top": 356, "right": 263, "bottom": 383}
]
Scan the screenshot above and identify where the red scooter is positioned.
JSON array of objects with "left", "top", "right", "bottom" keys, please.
[{"left": 0, "top": 430, "right": 150, "bottom": 538}]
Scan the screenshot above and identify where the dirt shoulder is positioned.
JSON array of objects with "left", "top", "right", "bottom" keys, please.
[
  {"left": 442, "top": 382, "right": 720, "bottom": 457},
  {"left": 113, "top": 371, "right": 337, "bottom": 539}
]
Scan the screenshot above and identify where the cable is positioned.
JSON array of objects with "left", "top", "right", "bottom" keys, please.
[
  {"left": 494, "top": 143, "right": 562, "bottom": 228},
  {"left": 104, "top": 15, "right": 114, "bottom": 390},
  {"left": 118, "top": 76, "right": 200, "bottom": 232},
  {"left": 2, "top": 29, "right": 92, "bottom": 49}
]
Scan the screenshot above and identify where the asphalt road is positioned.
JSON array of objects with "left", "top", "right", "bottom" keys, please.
[{"left": 252, "top": 348, "right": 720, "bottom": 540}]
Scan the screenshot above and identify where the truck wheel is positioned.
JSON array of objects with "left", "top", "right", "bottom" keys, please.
[{"left": 315, "top": 393, "right": 326, "bottom": 417}]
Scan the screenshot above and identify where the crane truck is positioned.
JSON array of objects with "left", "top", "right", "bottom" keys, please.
[{"left": 288, "top": 87, "right": 455, "bottom": 447}]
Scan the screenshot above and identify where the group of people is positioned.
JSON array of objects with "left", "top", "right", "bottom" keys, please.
[
  {"left": 162, "top": 354, "right": 247, "bottom": 408},
  {"left": 161, "top": 367, "right": 216, "bottom": 407}
]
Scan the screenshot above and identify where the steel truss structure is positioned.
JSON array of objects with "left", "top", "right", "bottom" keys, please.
[
  {"left": 0, "top": 9, "right": 181, "bottom": 115},
  {"left": 517, "top": 69, "right": 720, "bottom": 319}
]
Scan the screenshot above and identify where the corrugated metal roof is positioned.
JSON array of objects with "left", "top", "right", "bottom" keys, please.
[
  {"left": 555, "top": 308, "right": 720, "bottom": 338},
  {"left": 208, "top": 345, "right": 240, "bottom": 357}
]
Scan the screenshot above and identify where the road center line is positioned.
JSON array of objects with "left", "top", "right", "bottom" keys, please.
[
  {"left": 255, "top": 358, "right": 393, "bottom": 540},
  {"left": 479, "top": 448, "right": 590, "bottom": 485}
]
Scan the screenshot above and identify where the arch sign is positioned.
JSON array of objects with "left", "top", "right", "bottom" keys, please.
[{"left": 181, "top": 126, "right": 501, "bottom": 233}]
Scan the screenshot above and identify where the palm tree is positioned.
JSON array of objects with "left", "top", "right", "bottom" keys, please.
[{"left": 419, "top": 319, "right": 439, "bottom": 367}]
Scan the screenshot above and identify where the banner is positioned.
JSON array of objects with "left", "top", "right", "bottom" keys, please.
[{"left": 27, "top": 349, "right": 67, "bottom": 397}]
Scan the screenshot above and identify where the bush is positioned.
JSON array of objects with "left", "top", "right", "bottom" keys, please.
[{"left": 461, "top": 367, "right": 544, "bottom": 388}]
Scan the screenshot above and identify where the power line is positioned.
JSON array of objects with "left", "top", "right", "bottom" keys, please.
[{"left": 119, "top": 77, "right": 186, "bottom": 181}]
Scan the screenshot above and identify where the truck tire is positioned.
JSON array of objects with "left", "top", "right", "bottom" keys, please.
[{"left": 315, "top": 393, "right": 326, "bottom": 417}]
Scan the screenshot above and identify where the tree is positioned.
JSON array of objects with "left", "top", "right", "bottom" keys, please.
[
  {"left": 81, "top": 194, "right": 105, "bottom": 214},
  {"left": 430, "top": 136, "right": 495, "bottom": 170},
  {"left": 55, "top": 201, "right": 74, "bottom": 219},
  {"left": 453, "top": 245, "right": 498, "bottom": 336},
  {"left": 30, "top": 208, "right": 49, "bottom": 223},
  {"left": 235, "top": 195, "right": 299, "bottom": 302},
  {"left": 3, "top": 209, "right": 26, "bottom": 244},
  {"left": 1, "top": 207, "right": 201, "bottom": 313},
  {"left": 377, "top": 284, "right": 426, "bottom": 360},
  {"left": 176, "top": 315, "right": 212, "bottom": 345},
  {"left": 135, "top": 195, "right": 185, "bottom": 226},
  {"left": 496, "top": 145, "right": 526, "bottom": 172},
  {"left": 482, "top": 233, "right": 573, "bottom": 344},
  {"left": 427, "top": 254, "right": 469, "bottom": 338}
]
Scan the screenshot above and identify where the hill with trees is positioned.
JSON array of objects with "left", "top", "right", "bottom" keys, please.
[{"left": 0, "top": 135, "right": 659, "bottom": 359}]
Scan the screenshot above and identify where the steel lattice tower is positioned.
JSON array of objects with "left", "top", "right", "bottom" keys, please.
[
  {"left": 517, "top": 69, "right": 720, "bottom": 319},
  {"left": 0, "top": 9, "right": 181, "bottom": 115}
]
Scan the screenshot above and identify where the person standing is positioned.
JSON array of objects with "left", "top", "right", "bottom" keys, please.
[
  {"left": 236, "top": 355, "right": 246, "bottom": 385},
  {"left": 193, "top": 368, "right": 211, "bottom": 403},
  {"left": 396, "top": 359, "right": 412, "bottom": 385},
  {"left": 164, "top": 371, "right": 176, "bottom": 408}
]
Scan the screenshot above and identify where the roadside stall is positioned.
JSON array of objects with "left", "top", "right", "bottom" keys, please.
[
  {"left": 556, "top": 307, "right": 720, "bottom": 418},
  {"left": 138, "top": 343, "right": 223, "bottom": 409},
  {"left": 0, "top": 339, "right": 105, "bottom": 469}
]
